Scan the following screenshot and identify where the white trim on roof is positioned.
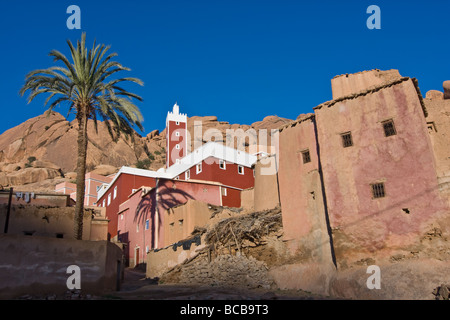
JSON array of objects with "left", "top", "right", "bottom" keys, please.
[{"left": 97, "top": 142, "right": 257, "bottom": 201}]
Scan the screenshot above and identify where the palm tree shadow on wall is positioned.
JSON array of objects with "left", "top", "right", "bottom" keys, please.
[{"left": 133, "top": 183, "right": 195, "bottom": 249}]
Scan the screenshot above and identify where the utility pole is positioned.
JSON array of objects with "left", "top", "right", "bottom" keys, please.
[{"left": 4, "top": 187, "right": 13, "bottom": 233}]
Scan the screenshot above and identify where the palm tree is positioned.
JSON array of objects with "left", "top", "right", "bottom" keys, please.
[{"left": 20, "top": 33, "right": 144, "bottom": 240}]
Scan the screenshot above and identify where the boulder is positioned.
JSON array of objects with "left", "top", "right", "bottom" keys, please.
[
  {"left": 0, "top": 167, "right": 63, "bottom": 186},
  {"left": 425, "top": 90, "right": 444, "bottom": 100},
  {"left": 32, "top": 160, "right": 61, "bottom": 170},
  {"left": 443, "top": 81, "right": 450, "bottom": 99},
  {"left": 91, "top": 165, "right": 118, "bottom": 176},
  {"left": 146, "top": 129, "right": 160, "bottom": 140}
]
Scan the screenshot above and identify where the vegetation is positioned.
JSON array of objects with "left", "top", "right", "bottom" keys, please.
[
  {"left": 136, "top": 158, "right": 152, "bottom": 169},
  {"left": 20, "top": 33, "right": 144, "bottom": 240}
]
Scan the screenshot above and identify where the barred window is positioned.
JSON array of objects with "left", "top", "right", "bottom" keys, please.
[
  {"left": 382, "top": 120, "right": 396, "bottom": 137},
  {"left": 301, "top": 149, "right": 311, "bottom": 164},
  {"left": 371, "top": 183, "right": 385, "bottom": 199},
  {"left": 341, "top": 132, "right": 353, "bottom": 148}
]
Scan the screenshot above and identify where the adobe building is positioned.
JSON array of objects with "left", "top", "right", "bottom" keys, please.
[
  {"left": 116, "top": 179, "right": 233, "bottom": 266},
  {"left": 55, "top": 171, "right": 114, "bottom": 206},
  {"left": 96, "top": 104, "right": 257, "bottom": 242},
  {"left": 274, "top": 69, "right": 450, "bottom": 295},
  {"left": 0, "top": 189, "right": 108, "bottom": 241}
]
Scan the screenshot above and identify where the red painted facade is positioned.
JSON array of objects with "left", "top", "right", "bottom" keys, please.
[
  {"left": 97, "top": 173, "right": 157, "bottom": 240},
  {"left": 167, "top": 120, "right": 187, "bottom": 167},
  {"left": 177, "top": 156, "right": 254, "bottom": 190},
  {"left": 117, "top": 179, "right": 223, "bottom": 265}
]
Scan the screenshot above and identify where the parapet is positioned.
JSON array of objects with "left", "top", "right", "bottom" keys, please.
[{"left": 331, "top": 69, "right": 402, "bottom": 99}]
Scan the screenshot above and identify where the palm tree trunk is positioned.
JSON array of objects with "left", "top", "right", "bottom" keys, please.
[{"left": 74, "top": 108, "right": 89, "bottom": 240}]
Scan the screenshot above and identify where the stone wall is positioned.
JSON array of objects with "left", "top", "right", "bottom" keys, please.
[
  {"left": 331, "top": 69, "right": 401, "bottom": 99},
  {"left": 176, "top": 254, "right": 273, "bottom": 289},
  {"left": 0, "top": 204, "right": 108, "bottom": 241},
  {"left": 147, "top": 234, "right": 206, "bottom": 279},
  {"left": 253, "top": 155, "right": 280, "bottom": 212},
  {"left": 0, "top": 234, "right": 123, "bottom": 299}
]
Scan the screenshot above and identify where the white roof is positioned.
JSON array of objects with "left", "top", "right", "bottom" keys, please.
[
  {"left": 97, "top": 141, "right": 257, "bottom": 201},
  {"left": 165, "top": 141, "right": 257, "bottom": 177}
]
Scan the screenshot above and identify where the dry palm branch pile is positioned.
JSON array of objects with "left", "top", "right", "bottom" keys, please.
[{"left": 204, "top": 206, "right": 282, "bottom": 250}]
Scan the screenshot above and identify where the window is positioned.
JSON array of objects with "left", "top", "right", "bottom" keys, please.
[
  {"left": 174, "top": 176, "right": 179, "bottom": 180},
  {"left": 341, "top": 132, "right": 353, "bottom": 148},
  {"left": 301, "top": 149, "right": 311, "bottom": 164},
  {"left": 238, "top": 165, "right": 244, "bottom": 175},
  {"left": 371, "top": 182, "right": 386, "bottom": 199},
  {"left": 145, "top": 219, "right": 149, "bottom": 230},
  {"left": 56, "top": 233, "right": 64, "bottom": 239},
  {"left": 120, "top": 214, "right": 124, "bottom": 220},
  {"left": 179, "top": 219, "right": 183, "bottom": 226},
  {"left": 185, "top": 170, "right": 190, "bottom": 180},
  {"left": 222, "top": 187, "right": 227, "bottom": 196},
  {"left": 196, "top": 163, "right": 202, "bottom": 174},
  {"left": 107, "top": 193, "right": 111, "bottom": 206},
  {"left": 382, "top": 119, "right": 396, "bottom": 137},
  {"left": 113, "top": 186, "right": 117, "bottom": 199},
  {"left": 102, "top": 199, "right": 106, "bottom": 207},
  {"left": 176, "top": 121, "right": 180, "bottom": 125},
  {"left": 219, "top": 160, "right": 226, "bottom": 170},
  {"left": 175, "top": 144, "right": 180, "bottom": 150},
  {"left": 175, "top": 131, "right": 180, "bottom": 137},
  {"left": 136, "top": 224, "right": 139, "bottom": 233}
]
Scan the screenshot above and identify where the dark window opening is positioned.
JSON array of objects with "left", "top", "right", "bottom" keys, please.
[
  {"left": 382, "top": 120, "right": 396, "bottom": 137},
  {"left": 371, "top": 183, "right": 386, "bottom": 199},
  {"left": 341, "top": 132, "right": 353, "bottom": 148},
  {"left": 56, "top": 233, "right": 64, "bottom": 239},
  {"left": 302, "top": 149, "right": 311, "bottom": 164}
]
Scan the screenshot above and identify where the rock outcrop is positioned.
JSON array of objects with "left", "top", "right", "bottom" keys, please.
[{"left": 0, "top": 111, "right": 291, "bottom": 191}]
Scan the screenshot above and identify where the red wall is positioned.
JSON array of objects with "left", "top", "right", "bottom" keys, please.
[
  {"left": 97, "top": 173, "right": 156, "bottom": 240},
  {"left": 117, "top": 178, "right": 222, "bottom": 263},
  {"left": 167, "top": 120, "right": 187, "bottom": 167},
  {"left": 178, "top": 156, "right": 254, "bottom": 190}
]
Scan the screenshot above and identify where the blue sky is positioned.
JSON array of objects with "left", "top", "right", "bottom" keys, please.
[{"left": 1, "top": 0, "right": 449, "bottom": 135}]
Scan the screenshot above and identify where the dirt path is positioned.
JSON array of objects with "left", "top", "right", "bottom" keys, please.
[{"left": 100, "top": 268, "right": 328, "bottom": 300}]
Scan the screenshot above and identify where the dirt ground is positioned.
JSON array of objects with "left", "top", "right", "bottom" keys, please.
[{"left": 100, "top": 268, "right": 330, "bottom": 300}]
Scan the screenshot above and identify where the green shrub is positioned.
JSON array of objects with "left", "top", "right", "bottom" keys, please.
[{"left": 136, "top": 158, "right": 151, "bottom": 169}]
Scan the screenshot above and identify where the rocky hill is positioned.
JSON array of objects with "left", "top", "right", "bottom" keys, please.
[{"left": 0, "top": 111, "right": 291, "bottom": 192}]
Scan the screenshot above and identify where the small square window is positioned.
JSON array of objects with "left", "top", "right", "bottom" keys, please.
[
  {"left": 238, "top": 165, "right": 244, "bottom": 175},
  {"left": 56, "top": 233, "right": 64, "bottom": 239},
  {"left": 175, "top": 131, "right": 180, "bottom": 137},
  {"left": 196, "top": 163, "right": 202, "bottom": 174},
  {"left": 176, "top": 121, "right": 180, "bottom": 125},
  {"left": 371, "top": 183, "right": 385, "bottom": 199},
  {"left": 382, "top": 120, "right": 396, "bottom": 137},
  {"left": 219, "top": 160, "right": 226, "bottom": 170},
  {"left": 301, "top": 149, "right": 311, "bottom": 164},
  {"left": 341, "top": 132, "right": 353, "bottom": 148},
  {"left": 222, "top": 187, "right": 227, "bottom": 196},
  {"left": 175, "top": 144, "right": 180, "bottom": 150}
]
